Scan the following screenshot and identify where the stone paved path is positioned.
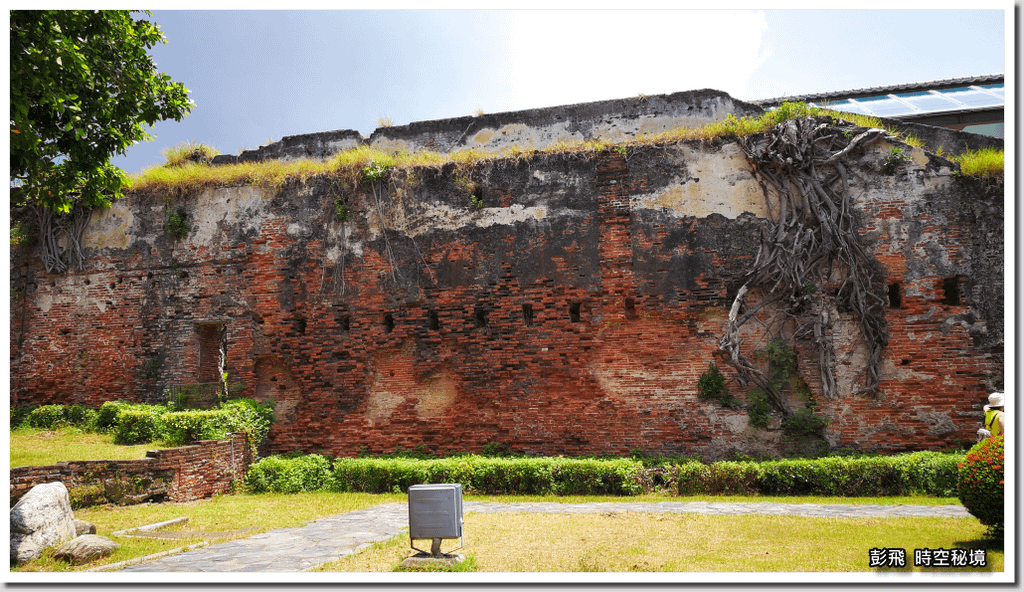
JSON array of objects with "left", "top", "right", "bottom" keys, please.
[{"left": 118, "top": 501, "right": 970, "bottom": 572}]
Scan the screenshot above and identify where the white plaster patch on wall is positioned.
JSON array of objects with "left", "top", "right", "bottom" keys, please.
[
  {"left": 722, "top": 414, "right": 749, "bottom": 434},
  {"left": 324, "top": 228, "right": 364, "bottom": 260},
  {"left": 190, "top": 186, "right": 273, "bottom": 247},
  {"left": 876, "top": 218, "right": 912, "bottom": 254},
  {"left": 286, "top": 222, "right": 311, "bottom": 238},
  {"left": 324, "top": 137, "right": 361, "bottom": 155},
  {"left": 81, "top": 201, "right": 134, "bottom": 249},
  {"left": 631, "top": 144, "right": 765, "bottom": 219},
  {"left": 368, "top": 137, "right": 415, "bottom": 154},
  {"left": 463, "top": 103, "right": 742, "bottom": 154},
  {"left": 473, "top": 122, "right": 568, "bottom": 153},
  {"left": 35, "top": 292, "right": 53, "bottom": 313},
  {"left": 882, "top": 358, "right": 938, "bottom": 382},
  {"left": 398, "top": 202, "right": 553, "bottom": 237}
]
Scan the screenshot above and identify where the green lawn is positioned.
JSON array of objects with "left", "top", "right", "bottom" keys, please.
[
  {"left": 10, "top": 428, "right": 1001, "bottom": 574},
  {"left": 9, "top": 427, "right": 176, "bottom": 467},
  {"left": 319, "top": 511, "right": 1003, "bottom": 573},
  {"left": 11, "top": 490, "right": 1002, "bottom": 574}
]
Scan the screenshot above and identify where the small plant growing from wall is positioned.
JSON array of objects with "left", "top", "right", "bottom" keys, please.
[
  {"left": 137, "top": 352, "right": 164, "bottom": 380},
  {"left": 781, "top": 404, "right": 829, "bottom": 436},
  {"left": 469, "top": 188, "right": 484, "bottom": 209},
  {"left": 334, "top": 194, "right": 351, "bottom": 221},
  {"left": 360, "top": 161, "right": 401, "bottom": 282},
  {"left": 362, "top": 162, "right": 390, "bottom": 184},
  {"left": 696, "top": 362, "right": 738, "bottom": 408},
  {"left": 747, "top": 388, "right": 772, "bottom": 428},
  {"left": 880, "top": 146, "right": 910, "bottom": 174},
  {"left": 744, "top": 339, "right": 795, "bottom": 428},
  {"left": 454, "top": 168, "right": 483, "bottom": 209},
  {"left": 742, "top": 338, "right": 829, "bottom": 434},
  {"left": 164, "top": 209, "right": 190, "bottom": 239}
]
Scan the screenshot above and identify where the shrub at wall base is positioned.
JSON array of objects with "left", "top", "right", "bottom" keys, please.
[{"left": 957, "top": 435, "right": 1004, "bottom": 535}]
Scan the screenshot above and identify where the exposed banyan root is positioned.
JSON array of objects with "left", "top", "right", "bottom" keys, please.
[{"left": 720, "top": 116, "right": 891, "bottom": 413}]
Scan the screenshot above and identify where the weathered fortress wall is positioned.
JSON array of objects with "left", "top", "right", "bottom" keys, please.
[
  {"left": 212, "top": 89, "right": 765, "bottom": 164},
  {"left": 10, "top": 91, "right": 1003, "bottom": 460}
]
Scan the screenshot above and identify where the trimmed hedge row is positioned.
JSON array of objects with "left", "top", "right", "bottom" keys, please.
[
  {"left": 675, "top": 452, "right": 964, "bottom": 497},
  {"left": 245, "top": 451, "right": 964, "bottom": 497},
  {"left": 11, "top": 399, "right": 276, "bottom": 455},
  {"left": 13, "top": 404, "right": 98, "bottom": 430},
  {"left": 246, "top": 455, "right": 645, "bottom": 496}
]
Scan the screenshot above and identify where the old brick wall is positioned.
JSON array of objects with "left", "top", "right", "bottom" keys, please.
[
  {"left": 10, "top": 135, "right": 1003, "bottom": 461},
  {"left": 10, "top": 432, "right": 252, "bottom": 507}
]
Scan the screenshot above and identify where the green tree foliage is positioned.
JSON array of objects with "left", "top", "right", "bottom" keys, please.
[{"left": 10, "top": 10, "right": 194, "bottom": 213}]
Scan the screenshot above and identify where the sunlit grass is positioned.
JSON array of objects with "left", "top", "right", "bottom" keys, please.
[
  {"left": 126, "top": 102, "right": 940, "bottom": 196},
  {"left": 952, "top": 147, "right": 1004, "bottom": 178},
  {"left": 11, "top": 488, "right": 975, "bottom": 572},
  {"left": 127, "top": 157, "right": 332, "bottom": 194},
  {"left": 318, "top": 512, "right": 1003, "bottom": 573},
  {"left": 10, "top": 427, "right": 171, "bottom": 467},
  {"left": 160, "top": 141, "right": 220, "bottom": 167},
  {"left": 12, "top": 492, "right": 406, "bottom": 572}
]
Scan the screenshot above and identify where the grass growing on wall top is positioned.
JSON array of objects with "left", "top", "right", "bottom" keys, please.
[
  {"left": 952, "top": 147, "right": 1004, "bottom": 178},
  {"left": 126, "top": 102, "right": 932, "bottom": 195},
  {"left": 161, "top": 141, "right": 220, "bottom": 167}
]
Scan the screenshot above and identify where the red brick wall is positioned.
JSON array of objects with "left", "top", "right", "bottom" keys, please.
[
  {"left": 9, "top": 141, "right": 1003, "bottom": 460},
  {"left": 10, "top": 433, "right": 252, "bottom": 507}
]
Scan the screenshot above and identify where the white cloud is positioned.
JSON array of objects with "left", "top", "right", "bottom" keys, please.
[{"left": 507, "top": 10, "right": 769, "bottom": 109}]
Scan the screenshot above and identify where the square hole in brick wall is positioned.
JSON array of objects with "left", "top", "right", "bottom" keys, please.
[
  {"left": 428, "top": 310, "right": 440, "bottom": 331},
  {"left": 196, "top": 322, "right": 226, "bottom": 385},
  {"left": 624, "top": 297, "right": 637, "bottom": 319},
  {"left": 941, "top": 277, "right": 961, "bottom": 305},
  {"left": 569, "top": 302, "right": 581, "bottom": 323},
  {"left": 383, "top": 313, "right": 395, "bottom": 334},
  {"left": 888, "top": 283, "right": 902, "bottom": 308},
  {"left": 474, "top": 306, "right": 488, "bottom": 328},
  {"left": 522, "top": 304, "right": 534, "bottom": 327}
]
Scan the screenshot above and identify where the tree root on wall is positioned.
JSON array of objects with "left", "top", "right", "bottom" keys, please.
[
  {"left": 721, "top": 116, "right": 892, "bottom": 414},
  {"left": 34, "top": 201, "right": 92, "bottom": 274}
]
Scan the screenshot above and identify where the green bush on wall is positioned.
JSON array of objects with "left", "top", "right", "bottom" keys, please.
[
  {"left": 113, "top": 406, "right": 168, "bottom": 445},
  {"left": 696, "top": 362, "right": 739, "bottom": 408},
  {"left": 11, "top": 399, "right": 276, "bottom": 454},
  {"left": 958, "top": 435, "right": 1004, "bottom": 535}
]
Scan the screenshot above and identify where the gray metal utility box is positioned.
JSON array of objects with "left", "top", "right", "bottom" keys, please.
[{"left": 408, "top": 483, "right": 463, "bottom": 540}]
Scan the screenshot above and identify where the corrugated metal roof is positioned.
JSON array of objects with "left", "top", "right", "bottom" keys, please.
[{"left": 754, "top": 74, "right": 1004, "bottom": 106}]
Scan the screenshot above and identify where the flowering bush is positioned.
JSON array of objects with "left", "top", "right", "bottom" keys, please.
[{"left": 958, "top": 435, "right": 1004, "bottom": 533}]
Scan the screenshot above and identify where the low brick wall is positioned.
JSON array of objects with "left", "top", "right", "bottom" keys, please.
[{"left": 10, "top": 432, "right": 253, "bottom": 508}]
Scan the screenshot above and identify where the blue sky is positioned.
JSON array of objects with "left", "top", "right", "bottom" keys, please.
[{"left": 112, "top": 8, "right": 1011, "bottom": 174}]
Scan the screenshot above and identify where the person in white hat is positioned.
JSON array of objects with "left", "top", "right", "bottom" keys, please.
[{"left": 977, "top": 391, "right": 1005, "bottom": 440}]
